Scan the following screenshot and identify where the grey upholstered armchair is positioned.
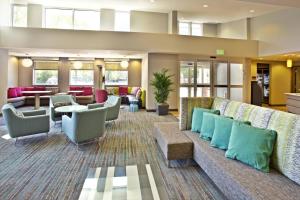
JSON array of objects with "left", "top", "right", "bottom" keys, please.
[
  {"left": 50, "top": 95, "right": 78, "bottom": 122},
  {"left": 104, "top": 95, "right": 121, "bottom": 121},
  {"left": 62, "top": 107, "right": 108, "bottom": 144},
  {"left": 1, "top": 104, "right": 49, "bottom": 140}
]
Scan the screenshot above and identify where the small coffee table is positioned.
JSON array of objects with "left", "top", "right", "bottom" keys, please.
[
  {"left": 55, "top": 105, "right": 87, "bottom": 113},
  {"left": 79, "top": 164, "right": 168, "bottom": 200}
]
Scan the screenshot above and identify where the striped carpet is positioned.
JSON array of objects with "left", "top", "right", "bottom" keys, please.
[{"left": 0, "top": 108, "right": 226, "bottom": 200}]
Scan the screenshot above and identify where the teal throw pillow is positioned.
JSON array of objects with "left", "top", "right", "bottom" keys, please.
[
  {"left": 225, "top": 122, "right": 277, "bottom": 172},
  {"left": 210, "top": 116, "right": 250, "bottom": 150},
  {"left": 200, "top": 112, "right": 220, "bottom": 141},
  {"left": 191, "top": 108, "right": 220, "bottom": 133}
]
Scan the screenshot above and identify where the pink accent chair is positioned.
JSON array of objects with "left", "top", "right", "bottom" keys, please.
[{"left": 95, "top": 89, "right": 108, "bottom": 103}]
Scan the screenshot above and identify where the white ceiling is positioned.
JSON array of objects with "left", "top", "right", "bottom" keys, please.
[{"left": 14, "top": 0, "right": 287, "bottom": 23}]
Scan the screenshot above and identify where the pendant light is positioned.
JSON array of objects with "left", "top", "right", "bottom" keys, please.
[
  {"left": 120, "top": 60, "right": 129, "bottom": 69},
  {"left": 22, "top": 57, "right": 33, "bottom": 68},
  {"left": 287, "top": 59, "right": 293, "bottom": 68},
  {"left": 73, "top": 61, "right": 83, "bottom": 69}
]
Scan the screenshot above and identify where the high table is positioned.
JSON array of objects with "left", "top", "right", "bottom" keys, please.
[
  {"left": 21, "top": 90, "right": 52, "bottom": 110},
  {"left": 68, "top": 90, "right": 84, "bottom": 101}
]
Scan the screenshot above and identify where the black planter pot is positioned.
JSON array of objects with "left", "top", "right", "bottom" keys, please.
[{"left": 156, "top": 103, "right": 169, "bottom": 115}]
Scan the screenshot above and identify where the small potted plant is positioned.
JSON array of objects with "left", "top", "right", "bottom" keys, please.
[{"left": 151, "top": 69, "right": 174, "bottom": 115}]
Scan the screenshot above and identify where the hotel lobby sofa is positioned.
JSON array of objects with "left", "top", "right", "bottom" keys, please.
[
  {"left": 156, "top": 97, "right": 300, "bottom": 200},
  {"left": 62, "top": 107, "right": 107, "bottom": 144},
  {"left": 69, "top": 86, "right": 94, "bottom": 104},
  {"left": 7, "top": 86, "right": 58, "bottom": 107},
  {"left": 1, "top": 104, "right": 49, "bottom": 139},
  {"left": 105, "top": 86, "right": 146, "bottom": 108}
]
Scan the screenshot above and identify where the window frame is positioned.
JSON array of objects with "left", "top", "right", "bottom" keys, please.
[
  {"left": 44, "top": 7, "right": 101, "bottom": 30},
  {"left": 33, "top": 69, "right": 59, "bottom": 86},
  {"left": 178, "top": 21, "right": 203, "bottom": 36},
  {"left": 104, "top": 69, "right": 129, "bottom": 86},
  {"left": 69, "top": 69, "right": 94, "bottom": 86},
  {"left": 11, "top": 4, "right": 28, "bottom": 27}
]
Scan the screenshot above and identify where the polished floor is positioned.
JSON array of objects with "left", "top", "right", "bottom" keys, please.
[{"left": 0, "top": 107, "right": 226, "bottom": 200}]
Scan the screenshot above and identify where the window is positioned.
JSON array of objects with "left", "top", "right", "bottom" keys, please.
[
  {"left": 191, "top": 23, "right": 203, "bottom": 36},
  {"left": 179, "top": 22, "right": 190, "bottom": 35},
  {"left": 105, "top": 70, "right": 128, "bottom": 85},
  {"left": 33, "top": 70, "right": 58, "bottom": 85},
  {"left": 45, "top": 8, "right": 73, "bottom": 29},
  {"left": 12, "top": 4, "right": 27, "bottom": 27},
  {"left": 70, "top": 70, "right": 94, "bottom": 85},
  {"left": 74, "top": 10, "right": 100, "bottom": 30},
  {"left": 178, "top": 22, "right": 203, "bottom": 36},
  {"left": 115, "top": 11, "right": 130, "bottom": 32}
]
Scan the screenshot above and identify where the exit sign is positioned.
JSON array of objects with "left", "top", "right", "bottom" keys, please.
[{"left": 216, "top": 49, "right": 225, "bottom": 55}]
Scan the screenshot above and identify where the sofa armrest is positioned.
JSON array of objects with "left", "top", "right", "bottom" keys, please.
[
  {"left": 87, "top": 103, "right": 104, "bottom": 109},
  {"left": 22, "top": 109, "right": 47, "bottom": 116},
  {"left": 179, "top": 97, "right": 214, "bottom": 131}
]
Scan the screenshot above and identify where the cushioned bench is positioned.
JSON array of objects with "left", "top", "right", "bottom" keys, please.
[{"left": 154, "top": 122, "right": 193, "bottom": 167}]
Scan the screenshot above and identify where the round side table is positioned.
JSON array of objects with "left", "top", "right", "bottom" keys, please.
[{"left": 129, "top": 100, "right": 139, "bottom": 112}]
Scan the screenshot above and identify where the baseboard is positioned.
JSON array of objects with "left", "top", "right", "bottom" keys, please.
[
  {"left": 268, "top": 104, "right": 286, "bottom": 107},
  {"left": 146, "top": 109, "right": 178, "bottom": 112}
]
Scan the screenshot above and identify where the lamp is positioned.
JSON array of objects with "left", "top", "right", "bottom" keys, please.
[
  {"left": 22, "top": 58, "right": 33, "bottom": 68},
  {"left": 287, "top": 59, "right": 293, "bottom": 68},
  {"left": 120, "top": 60, "right": 129, "bottom": 69},
  {"left": 73, "top": 61, "right": 83, "bottom": 69}
]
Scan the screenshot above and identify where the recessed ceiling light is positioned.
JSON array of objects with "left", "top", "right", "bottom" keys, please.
[
  {"left": 250, "top": 10, "right": 255, "bottom": 13},
  {"left": 150, "top": 0, "right": 155, "bottom": 3},
  {"left": 259, "top": 58, "right": 263, "bottom": 60},
  {"left": 203, "top": 4, "right": 208, "bottom": 8}
]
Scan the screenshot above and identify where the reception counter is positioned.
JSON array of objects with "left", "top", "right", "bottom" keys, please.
[{"left": 286, "top": 93, "right": 300, "bottom": 114}]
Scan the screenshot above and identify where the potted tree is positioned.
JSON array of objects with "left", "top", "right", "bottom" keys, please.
[{"left": 151, "top": 69, "right": 174, "bottom": 115}]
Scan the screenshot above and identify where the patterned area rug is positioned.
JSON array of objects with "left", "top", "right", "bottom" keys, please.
[{"left": 0, "top": 109, "right": 226, "bottom": 200}]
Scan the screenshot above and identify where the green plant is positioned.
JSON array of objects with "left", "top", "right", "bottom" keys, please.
[{"left": 150, "top": 69, "right": 174, "bottom": 104}]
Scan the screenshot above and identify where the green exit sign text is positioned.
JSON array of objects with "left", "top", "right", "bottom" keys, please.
[{"left": 216, "top": 49, "right": 225, "bottom": 55}]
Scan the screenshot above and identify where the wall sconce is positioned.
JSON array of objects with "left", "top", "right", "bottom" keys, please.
[{"left": 287, "top": 59, "right": 293, "bottom": 68}]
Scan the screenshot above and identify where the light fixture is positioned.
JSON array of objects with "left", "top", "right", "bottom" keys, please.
[
  {"left": 73, "top": 61, "right": 83, "bottom": 69},
  {"left": 250, "top": 10, "right": 255, "bottom": 13},
  {"left": 22, "top": 58, "right": 33, "bottom": 68},
  {"left": 150, "top": 0, "right": 155, "bottom": 3},
  {"left": 287, "top": 59, "right": 293, "bottom": 68},
  {"left": 203, "top": 4, "right": 208, "bottom": 8},
  {"left": 120, "top": 60, "right": 129, "bottom": 69}
]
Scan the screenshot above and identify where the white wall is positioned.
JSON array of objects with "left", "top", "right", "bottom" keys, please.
[
  {"left": 203, "top": 24, "right": 218, "bottom": 37},
  {"left": 251, "top": 8, "right": 300, "bottom": 56},
  {"left": 0, "top": 27, "right": 258, "bottom": 58},
  {"left": 0, "top": 49, "right": 9, "bottom": 111},
  {"left": 100, "top": 9, "right": 115, "bottom": 31},
  {"left": 0, "top": 0, "right": 11, "bottom": 26},
  {"left": 8, "top": 56, "right": 19, "bottom": 87},
  {"left": 28, "top": 4, "right": 43, "bottom": 28},
  {"left": 217, "top": 19, "right": 248, "bottom": 40},
  {"left": 131, "top": 11, "right": 168, "bottom": 34}
]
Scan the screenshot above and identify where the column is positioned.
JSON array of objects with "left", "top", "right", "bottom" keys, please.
[
  {"left": 100, "top": 9, "right": 115, "bottom": 31},
  {"left": 0, "top": 49, "right": 9, "bottom": 111},
  {"left": 0, "top": 0, "right": 11, "bottom": 26},
  {"left": 168, "top": 11, "right": 178, "bottom": 34},
  {"left": 27, "top": 4, "right": 43, "bottom": 28}
]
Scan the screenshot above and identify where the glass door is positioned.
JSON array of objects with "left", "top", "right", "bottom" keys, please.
[
  {"left": 196, "top": 61, "right": 211, "bottom": 97},
  {"left": 180, "top": 61, "right": 195, "bottom": 97}
]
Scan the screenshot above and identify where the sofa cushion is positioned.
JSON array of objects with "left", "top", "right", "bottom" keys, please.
[
  {"left": 130, "top": 87, "right": 140, "bottom": 95},
  {"left": 184, "top": 130, "right": 300, "bottom": 200},
  {"left": 224, "top": 100, "right": 242, "bottom": 118},
  {"left": 180, "top": 97, "right": 214, "bottom": 131},
  {"left": 267, "top": 111, "right": 300, "bottom": 185},
  {"left": 7, "top": 88, "right": 18, "bottom": 98},
  {"left": 226, "top": 122, "right": 277, "bottom": 172},
  {"left": 7, "top": 96, "right": 26, "bottom": 103},
  {"left": 15, "top": 87, "right": 22, "bottom": 97},
  {"left": 200, "top": 112, "right": 219, "bottom": 141},
  {"left": 119, "top": 86, "right": 128, "bottom": 95},
  {"left": 83, "top": 86, "right": 93, "bottom": 96},
  {"left": 248, "top": 106, "right": 274, "bottom": 129},
  {"left": 33, "top": 86, "right": 46, "bottom": 91},
  {"left": 70, "top": 86, "right": 84, "bottom": 96},
  {"left": 191, "top": 108, "right": 220, "bottom": 133},
  {"left": 211, "top": 97, "right": 230, "bottom": 115},
  {"left": 235, "top": 103, "right": 255, "bottom": 121},
  {"left": 135, "top": 88, "right": 142, "bottom": 99}
]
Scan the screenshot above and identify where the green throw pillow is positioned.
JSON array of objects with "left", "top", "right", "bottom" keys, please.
[
  {"left": 225, "top": 122, "right": 277, "bottom": 172},
  {"left": 200, "top": 112, "right": 220, "bottom": 141},
  {"left": 191, "top": 108, "right": 220, "bottom": 133},
  {"left": 210, "top": 116, "right": 250, "bottom": 150}
]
